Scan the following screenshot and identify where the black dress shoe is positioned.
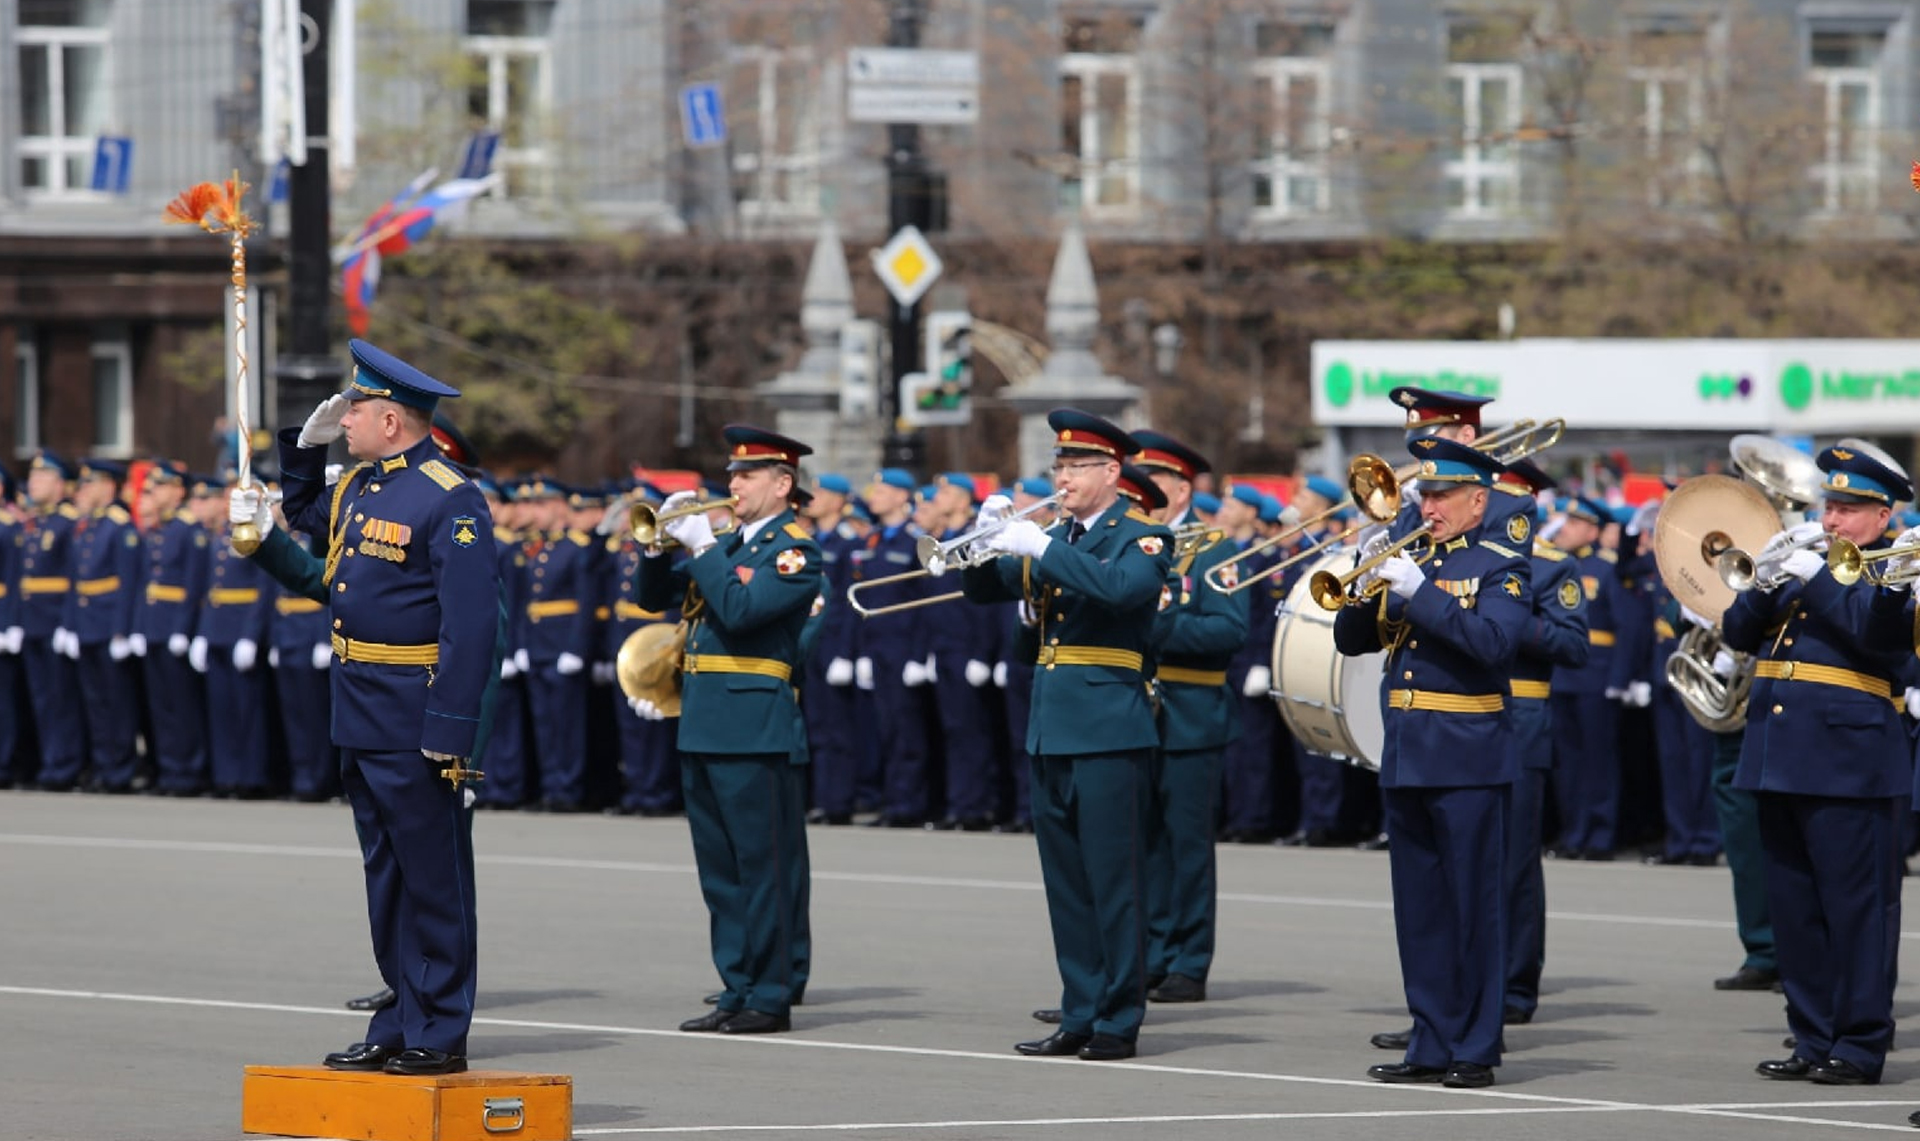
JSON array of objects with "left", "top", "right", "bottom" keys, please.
[
  {"left": 1642, "top": 852, "right": 1685, "bottom": 866},
  {"left": 1908, "top": 1109, "right": 1920, "bottom": 1127},
  {"left": 1077, "top": 1033, "right": 1135, "bottom": 1061},
  {"left": 323, "top": 1042, "right": 398, "bottom": 1071},
  {"left": 1032, "top": 1007, "right": 1063, "bottom": 1024},
  {"left": 383, "top": 1048, "right": 466, "bottom": 1076},
  {"left": 1444, "top": 1062, "right": 1495, "bottom": 1089},
  {"left": 1016, "top": 1029, "right": 1091, "bottom": 1056},
  {"left": 1503, "top": 1006, "right": 1532, "bottom": 1025},
  {"left": 1810, "top": 1058, "right": 1874, "bottom": 1086},
  {"left": 1688, "top": 852, "right": 1722, "bottom": 867},
  {"left": 680, "top": 1009, "right": 737, "bottom": 1032},
  {"left": 702, "top": 991, "right": 723, "bottom": 1005},
  {"left": 720, "top": 1009, "right": 790, "bottom": 1034},
  {"left": 1756, "top": 1056, "right": 1814, "bottom": 1080},
  {"left": 344, "top": 987, "right": 397, "bottom": 1012},
  {"left": 957, "top": 817, "right": 995, "bottom": 832},
  {"left": 1148, "top": 974, "right": 1205, "bottom": 1003},
  {"left": 1356, "top": 833, "right": 1391, "bottom": 851},
  {"left": 1368, "top": 1062, "right": 1444, "bottom": 1083},
  {"left": 1715, "top": 965, "right": 1780, "bottom": 991},
  {"left": 994, "top": 820, "right": 1034, "bottom": 834},
  {"left": 1370, "top": 1028, "right": 1412, "bottom": 1051}
]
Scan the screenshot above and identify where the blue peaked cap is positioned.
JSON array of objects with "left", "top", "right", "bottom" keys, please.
[
  {"left": 1819, "top": 444, "right": 1912, "bottom": 505},
  {"left": 346, "top": 339, "right": 461, "bottom": 412},
  {"left": 1406, "top": 436, "right": 1504, "bottom": 488}
]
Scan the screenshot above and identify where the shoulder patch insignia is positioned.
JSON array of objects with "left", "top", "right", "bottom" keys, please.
[
  {"left": 1218, "top": 560, "right": 1241, "bottom": 589},
  {"left": 776, "top": 548, "right": 807, "bottom": 575},
  {"left": 1506, "top": 514, "right": 1531, "bottom": 544},
  {"left": 784, "top": 522, "right": 809, "bottom": 541},
  {"left": 1581, "top": 575, "right": 1599, "bottom": 601},
  {"left": 1558, "top": 579, "right": 1582, "bottom": 610},
  {"left": 124, "top": 531, "right": 140, "bottom": 548},
  {"left": 1478, "top": 540, "right": 1524, "bottom": 559},
  {"left": 194, "top": 532, "right": 207, "bottom": 548},
  {"left": 451, "top": 515, "right": 479, "bottom": 547},
  {"left": 1159, "top": 583, "right": 1173, "bottom": 611},
  {"left": 58, "top": 504, "right": 78, "bottom": 519},
  {"left": 1502, "top": 573, "right": 1523, "bottom": 598},
  {"left": 1138, "top": 535, "right": 1165, "bottom": 556},
  {"left": 418, "top": 459, "right": 466, "bottom": 491},
  {"left": 567, "top": 529, "right": 590, "bottom": 546}
]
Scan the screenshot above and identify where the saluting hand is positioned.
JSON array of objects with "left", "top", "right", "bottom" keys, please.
[{"left": 296, "top": 394, "right": 350, "bottom": 449}]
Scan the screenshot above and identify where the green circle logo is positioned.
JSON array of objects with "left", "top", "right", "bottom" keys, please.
[
  {"left": 1325, "top": 361, "right": 1354, "bottom": 407},
  {"left": 1780, "top": 363, "right": 1813, "bottom": 410}
]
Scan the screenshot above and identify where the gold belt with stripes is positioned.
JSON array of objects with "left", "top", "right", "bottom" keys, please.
[
  {"left": 208, "top": 588, "right": 261, "bottom": 606},
  {"left": 1037, "top": 646, "right": 1144, "bottom": 672},
  {"left": 526, "top": 600, "right": 580, "bottom": 620},
  {"left": 1509, "top": 679, "right": 1551, "bottom": 700},
  {"left": 21, "top": 576, "right": 69, "bottom": 595},
  {"left": 330, "top": 634, "right": 439, "bottom": 666},
  {"left": 1755, "top": 660, "right": 1896, "bottom": 705},
  {"left": 615, "top": 601, "right": 664, "bottom": 621},
  {"left": 76, "top": 576, "right": 121, "bottom": 596},
  {"left": 1386, "top": 689, "right": 1505, "bottom": 714},
  {"left": 145, "top": 584, "right": 187, "bottom": 603},
  {"left": 1157, "top": 665, "right": 1228, "bottom": 687},
  {"left": 1589, "top": 630, "right": 1617, "bottom": 647},
  {"left": 683, "top": 654, "right": 792, "bottom": 682},
  {"left": 276, "top": 597, "right": 324, "bottom": 615}
]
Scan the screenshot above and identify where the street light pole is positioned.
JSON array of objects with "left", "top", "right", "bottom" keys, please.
[{"left": 881, "top": 0, "right": 932, "bottom": 474}]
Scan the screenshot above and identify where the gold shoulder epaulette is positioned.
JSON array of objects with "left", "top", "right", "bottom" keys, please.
[
  {"left": 1532, "top": 541, "right": 1569, "bottom": 562},
  {"left": 1125, "top": 508, "right": 1157, "bottom": 526},
  {"left": 783, "top": 521, "right": 810, "bottom": 541},
  {"left": 106, "top": 504, "right": 132, "bottom": 524},
  {"left": 57, "top": 504, "right": 78, "bottom": 519},
  {"left": 604, "top": 533, "right": 622, "bottom": 553},
  {"left": 1599, "top": 548, "right": 1619, "bottom": 564},
  {"left": 1478, "top": 539, "right": 1524, "bottom": 559},
  {"left": 567, "top": 528, "right": 590, "bottom": 546},
  {"left": 1493, "top": 484, "right": 1532, "bottom": 498},
  {"left": 418, "top": 459, "right": 466, "bottom": 491}
]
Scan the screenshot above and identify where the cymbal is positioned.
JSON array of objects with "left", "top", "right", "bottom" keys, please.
[{"left": 1652, "top": 474, "right": 1780, "bottom": 622}]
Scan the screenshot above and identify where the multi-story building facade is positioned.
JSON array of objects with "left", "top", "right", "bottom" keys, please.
[{"left": 2, "top": 0, "right": 1915, "bottom": 468}]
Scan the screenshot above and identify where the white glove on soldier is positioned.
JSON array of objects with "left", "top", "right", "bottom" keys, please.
[
  {"left": 1679, "top": 605, "right": 1714, "bottom": 630},
  {"left": 312, "top": 643, "right": 331, "bottom": 671},
  {"left": 500, "top": 656, "right": 519, "bottom": 680},
  {"left": 825, "top": 657, "right": 854, "bottom": 686},
  {"left": 1759, "top": 520, "right": 1825, "bottom": 561},
  {"left": 513, "top": 648, "right": 531, "bottom": 674},
  {"left": 52, "top": 627, "right": 74, "bottom": 658},
  {"left": 975, "top": 495, "right": 1013, "bottom": 529},
  {"left": 1882, "top": 526, "right": 1920, "bottom": 591},
  {"left": 1243, "top": 664, "right": 1272, "bottom": 698},
  {"left": 855, "top": 657, "right": 875, "bottom": 691},
  {"left": 556, "top": 652, "right": 585, "bottom": 676},
  {"left": 268, "top": 647, "right": 280, "bottom": 668},
  {"left": 628, "top": 696, "right": 667, "bottom": 721},
  {"left": 109, "top": 635, "right": 132, "bottom": 661},
  {"left": 591, "top": 661, "right": 614, "bottom": 686},
  {"left": 232, "top": 638, "right": 258, "bottom": 672},
  {"left": 902, "top": 659, "right": 928, "bottom": 687},
  {"left": 229, "top": 486, "right": 274, "bottom": 538},
  {"left": 1379, "top": 554, "right": 1426, "bottom": 600},
  {"left": 993, "top": 661, "right": 1008, "bottom": 687},
  {"left": 188, "top": 636, "right": 208, "bottom": 673},
  {"left": 126, "top": 633, "right": 146, "bottom": 658},
  {"left": 1777, "top": 548, "right": 1824, "bottom": 583},
  {"left": 0, "top": 627, "right": 21, "bottom": 655},
  {"left": 1627, "top": 680, "right": 1652, "bottom": 707},
  {"left": 965, "top": 659, "right": 992, "bottom": 686},
  {"left": 297, "top": 393, "right": 350, "bottom": 448},
  {"left": 986, "top": 518, "right": 1051, "bottom": 560},
  {"left": 1710, "top": 649, "right": 1736, "bottom": 678},
  {"left": 168, "top": 632, "right": 189, "bottom": 657},
  {"left": 1906, "top": 688, "right": 1920, "bottom": 719},
  {"left": 923, "top": 654, "right": 938, "bottom": 683}
]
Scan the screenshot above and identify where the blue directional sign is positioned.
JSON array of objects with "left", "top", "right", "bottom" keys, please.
[
  {"left": 680, "top": 83, "right": 727, "bottom": 149},
  {"left": 90, "top": 135, "right": 133, "bottom": 194},
  {"left": 457, "top": 129, "right": 502, "bottom": 180},
  {"left": 267, "top": 157, "right": 291, "bottom": 203}
]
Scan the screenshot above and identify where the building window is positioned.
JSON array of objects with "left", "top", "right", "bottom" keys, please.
[
  {"left": 1443, "top": 24, "right": 1522, "bottom": 219},
  {"left": 91, "top": 331, "right": 131, "bottom": 457},
  {"left": 14, "top": 337, "right": 41, "bottom": 458},
  {"left": 1250, "top": 22, "right": 1335, "bottom": 219},
  {"left": 464, "top": 0, "right": 554, "bottom": 198},
  {"left": 1627, "top": 24, "right": 1710, "bottom": 209},
  {"left": 728, "top": 46, "right": 822, "bottom": 220},
  {"left": 1807, "top": 27, "right": 1884, "bottom": 214},
  {"left": 1060, "top": 16, "right": 1143, "bottom": 214},
  {"left": 16, "top": 0, "right": 112, "bottom": 196}
]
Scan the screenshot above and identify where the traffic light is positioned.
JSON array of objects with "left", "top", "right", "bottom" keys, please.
[
  {"left": 839, "top": 318, "right": 883, "bottom": 421},
  {"left": 903, "top": 309, "right": 971, "bottom": 426}
]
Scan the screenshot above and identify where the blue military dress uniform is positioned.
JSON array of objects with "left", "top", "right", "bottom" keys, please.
[
  {"left": 607, "top": 510, "right": 681, "bottom": 815},
  {"left": 19, "top": 451, "right": 88, "bottom": 788},
  {"left": 848, "top": 472, "right": 935, "bottom": 825},
  {"left": 1549, "top": 497, "right": 1629, "bottom": 857},
  {"left": 199, "top": 517, "right": 277, "bottom": 796},
  {"left": 65, "top": 460, "right": 143, "bottom": 790},
  {"left": 137, "top": 468, "right": 212, "bottom": 794},
  {"left": 522, "top": 489, "right": 598, "bottom": 810},
  {"left": 1729, "top": 446, "right": 1912, "bottom": 1084},
  {"left": 1218, "top": 484, "right": 1286, "bottom": 841},
  {"left": 1333, "top": 436, "right": 1528, "bottom": 1083},
  {"left": 634, "top": 425, "right": 822, "bottom": 1029},
  {"left": 963, "top": 411, "right": 1173, "bottom": 1057},
  {"left": 0, "top": 481, "right": 23, "bottom": 784},
  {"left": 270, "top": 528, "right": 338, "bottom": 800},
  {"left": 279, "top": 340, "right": 499, "bottom": 1070},
  {"left": 801, "top": 488, "right": 862, "bottom": 821}
]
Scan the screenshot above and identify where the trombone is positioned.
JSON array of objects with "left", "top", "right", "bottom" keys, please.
[
  {"left": 1717, "top": 531, "right": 1827, "bottom": 593},
  {"left": 631, "top": 495, "right": 738, "bottom": 548},
  {"left": 846, "top": 568, "right": 964, "bottom": 618},
  {"left": 1203, "top": 453, "right": 1402, "bottom": 594},
  {"left": 1309, "top": 526, "right": 1436, "bottom": 611},
  {"left": 914, "top": 493, "right": 1062, "bottom": 576},
  {"left": 1827, "top": 536, "right": 1920, "bottom": 586}
]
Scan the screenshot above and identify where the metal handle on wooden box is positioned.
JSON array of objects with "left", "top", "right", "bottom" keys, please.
[{"left": 483, "top": 1096, "right": 526, "bottom": 1133}]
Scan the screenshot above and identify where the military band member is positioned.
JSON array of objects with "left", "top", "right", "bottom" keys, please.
[
  {"left": 963, "top": 409, "right": 1173, "bottom": 1063},
  {"left": 850, "top": 468, "right": 935, "bottom": 827},
  {"left": 64, "top": 459, "right": 142, "bottom": 792},
  {"left": 606, "top": 482, "right": 681, "bottom": 817},
  {"left": 1284, "top": 474, "right": 1359, "bottom": 847},
  {"left": 803, "top": 472, "right": 862, "bottom": 825},
  {"left": 20, "top": 450, "right": 86, "bottom": 790},
  {"left": 1218, "top": 483, "right": 1283, "bottom": 843},
  {"left": 135, "top": 461, "right": 211, "bottom": 795},
  {"left": 1548, "top": 496, "right": 1627, "bottom": 859},
  {"left": 998, "top": 475, "right": 1056, "bottom": 835},
  {"left": 0, "top": 468, "right": 24, "bottom": 785},
  {"left": 926, "top": 472, "right": 1000, "bottom": 830},
  {"left": 279, "top": 339, "right": 499, "bottom": 1076},
  {"left": 522, "top": 481, "right": 597, "bottom": 812},
  {"left": 195, "top": 476, "right": 277, "bottom": 798},
  {"left": 634, "top": 425, "right": 822, "bottom": 1036},
  {"left": 1134, "top": 433, "right": 1248, "bottom": 1005},
  {"left": 1334, "top": 436, "right": 1527, "bottom": 1089},
  {"left": 1382, "top": 387, "right": 1493, "bottom": 543},
  {"left": 268, "top": 497, "right": 339, "bottom": 802},
  {"left": 1734, "top": 446, "right": 1911, "bottom": 1086}
]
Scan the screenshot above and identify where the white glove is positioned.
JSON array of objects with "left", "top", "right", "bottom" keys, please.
[
  {"left": 1627, "top": 680, "right": 1652, "bottom": 707},
  {"left": 0, "top": 627, "right": 20, "bottom": 655},
  {"left": 1356, "top": 525, "right": 1391, "bottom": 560},
  {"left": 1710, "top": 649, "right": 1736, "bottom": 678},
  {"left": 556, "top": 651, "right": 585, "bottom": 676},
  {"left": 1679, "top": 605, "right": 1713, "bottom": 630},
  {"left": 1906, "top": 688, "right": 1920, "bottom": 719},
  {"left": 229, "top": 486, "right": 274, "bottom": 538},
  {"left": 168, "top": 632, "right": 189, "bottom": 657},
  {"left": 1017, "top": 600, "right": 1039, "bottom": 627},
  {"left": 1243, "top": 664, "right": 1272, "bottom": 698},
  {"left": 1777, "top": 548, "right": 1824, "bottom": 583},
  {"left": 1379, "top": 554, "right": 1425, "bottom": 600},
  {"left": 924, "top": 654, "right": 938, "bottom": 683},
  {"left": 109, "top": 635, "right": 132, "bottom": 661},
  {"left": 1628, "top": 500, "right": 1660, "bottom": 537},
  {"left": 592, "top": 661, "right": 614, "bottom": 685},
  {"left": 855, "top": 656, "right": 874, "bottom": 690},
  {"left": 312, "top": 643, "right": 331, "bottom": 671},
  {"left": 902, "top": 659, "right": 928, "bottom": 687},
  {"left": 663, "top": 510, "right": 715, "bottom": 554},
  {"left": 1605, "top": 687, "right": 1624, "bottom": 701},
  {"left": 268, "top": 647, "right": 280, "bottom": 668},
  {"left": 628, "top": 695, "right": 666, "bottom": 721},
  {"left": 323, "top": 463, "right": 344, "bottom": 487},
  {"left": 595, "top": 496, "right": 629, "bottom": 536},
  {"left": 1882, "top": 526, "right": 1920, "bottom": 590},
  {"left": 189, "top": 636, "right": 209, "bottom": 673},
  {"left": 60, "top": 629, "right": 80, "bottom": 659},
  {"left": 232, "top": 638, "right": 257, "bottom": 672},
  {"left": 985, "top": 518, "right": 1051, "bottom": 559},
  {"left": 501, "top": 656, "right": 519, "bottom": 680},
  {"left": 126, "top": 633, "right": 146, "bottom": 658},
  {"left": 976, "top": 494, "right": 1013, "bottom": 528},
  {"left": 513, "top": 648, "right": 530, "bottom": 674},
  {"left": 1759, "top": 520, "right": 1825, "bottom": 561},
  {"left": 825, "top": 657, "right": 854, "bottom": 686},
  {"left": 965, "top": 659, "right": 992, "bottom": 687},
  {"left": 993, "top": 661, "right": 1008, "bottom": 687},
  {"left": 52, "top": 627, "right": 73, "bottom": 657},
  {"left": 296, "top": 393, "right": 350, "bottom": 448}
]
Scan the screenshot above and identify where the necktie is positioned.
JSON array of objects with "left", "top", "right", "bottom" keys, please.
[
  {"left": 1067, "top": 521, "right": 1087, "bottom": 545},
  {"left": 725, "top": 530, "right": 745, "bottom": 556}
]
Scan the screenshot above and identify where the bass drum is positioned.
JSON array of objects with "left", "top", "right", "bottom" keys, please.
[{"left": 1270, "top": 548, "right": 1387, "bottom": 771}]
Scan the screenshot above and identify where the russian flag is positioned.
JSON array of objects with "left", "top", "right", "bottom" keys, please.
[{"left": 337, "top": 170, "right": 499, "bottom": 335}]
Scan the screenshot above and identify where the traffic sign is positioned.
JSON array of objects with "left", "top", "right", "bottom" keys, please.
[
  {"left": 680, "top": 82, "right": 727, "bottom": 149},
  {"left": 457, "top": 129, "right": 501, "bottom": 179},
  {"left": 90, "top": 136, "right": 132, "bottom": 194},
  {"left": 846, "top": 47, "right": 979, "bottom": 125},
  {"left": 871, "top": 225, "right": 944, "bottom": 308},
  {"left": 848, "top": 86, "right": 978, "bottom": 125}
]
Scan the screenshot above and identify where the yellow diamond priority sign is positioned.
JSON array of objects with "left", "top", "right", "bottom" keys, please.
[{"left": 871, "top": 225, "right": 943, "bottom": 308}]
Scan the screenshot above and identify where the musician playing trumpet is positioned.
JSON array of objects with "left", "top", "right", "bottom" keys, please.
[
  {"left": 1727, "top": 445, "right": 1912, "bottom": 1086},
  {"left": 1332, "top": 436, "right": 1530, "bottom": 1090}
]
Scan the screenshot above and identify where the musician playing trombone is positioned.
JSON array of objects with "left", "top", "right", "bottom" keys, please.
[
  {"left": 1332, "top": 435, "right": 1529, "bottom": 1090},
  {"left": 1726, "top": 445, "right": 1912, "bottom": 1086}
]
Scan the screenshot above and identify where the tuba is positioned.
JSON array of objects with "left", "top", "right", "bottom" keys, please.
[
  {"left": 1663, "top": 624, "right": 1752, "bottom": 735},
  {"left": 616, "top": 622, "right": 687, "bottom": 716}
]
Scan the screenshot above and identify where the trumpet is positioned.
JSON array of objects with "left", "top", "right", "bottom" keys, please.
[
  {"left": 1827, "top": 536, "right": 1920, "bottom": 586},
  {"left": 1716, "top": 531, "right": 1827, "bottom": 593},
  {"left": 1309, "top": 526, "right": 1436, "bottom": 611},
  {"left": 914, "top": 493, "right": 1062, "bottom": 576},
  {"left": 1204, "top": 453, "right": 1403, "bottom": 594},
  {"left": 631, "top": 495, "right": 738, "bottom": 547}
]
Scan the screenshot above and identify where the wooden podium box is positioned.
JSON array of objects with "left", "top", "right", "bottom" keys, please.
[{"left": 242, "top": 1066, "right": 572, "bottom": 1141}]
